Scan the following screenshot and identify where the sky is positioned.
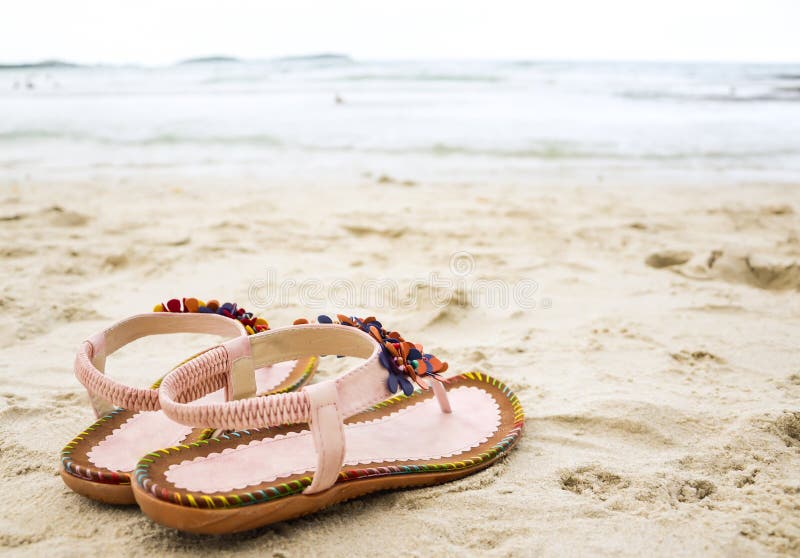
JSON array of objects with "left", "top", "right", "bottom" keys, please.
[{"left": 1, "top": 0, "right": 799, "bottom": 65}]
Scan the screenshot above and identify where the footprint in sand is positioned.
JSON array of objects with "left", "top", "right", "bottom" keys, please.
[
  {"left": 0, "top": 246, "right": 36, "bottom": 258},
  {"left": 646, "top": 245, "right": 800, "bottom": 291},
  {"left": 774, "top": 373, "right": 800, "bottom": 397},
  {"left": 673, "top": 479, "right": 716, "bottom": 503},
  {"left": 760, "top": 204, "right": 794, "bottom": 216},
  {"left": 699, "top": 250, "right": 799, "bottom": 291},
  {"left": 103, "top": 253, "right": 129, "bottom": 270},
  {"left": 589, "top": 323, "right": 659, "bottom": 347},
  {"left": 735, "top": 468, "right": 760, "bottom": 488},
  {"left": 670, "top": 349, "right": 725, "bottom": 365},
  {"left": 773, "top": 412, "right": 800, "bottom": 447},
  {"left": 645, "top": 250, "right": 692, "bottom": 269},
  {"left": 342, "top": 223, "right": 407, "bottom": 239},
  {"left": 44, "top": 205, "right": 90, "bottom": 227},
  {"left": 559, "top": 465, "right": 629, "bottom": 499},
  {"left": 560, "top": 464, "right": 718, "bottom": 509}
]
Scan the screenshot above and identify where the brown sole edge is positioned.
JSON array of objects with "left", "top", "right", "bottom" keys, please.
[
  {"left": 60, "top": 469, "right": 136, "bottom": 505},
  {"left": 60, "top": 356, "right": 318, "bottom": 506},
  {"left": 132, "top": 437, "right": 518, "bottom": 535}
]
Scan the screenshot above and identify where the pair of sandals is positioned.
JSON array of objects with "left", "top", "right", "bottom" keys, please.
[{"left": 61, "top": 298, "right": 524, "bottom": 534}]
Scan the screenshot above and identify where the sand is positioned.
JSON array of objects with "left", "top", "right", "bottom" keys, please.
[{"left": 1, "top": 178, "right": 799, "bottom": 556}]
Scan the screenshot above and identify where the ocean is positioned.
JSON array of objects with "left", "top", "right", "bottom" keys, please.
[{"left": 1, "top": 56, "right": 799, "bottom": 186}]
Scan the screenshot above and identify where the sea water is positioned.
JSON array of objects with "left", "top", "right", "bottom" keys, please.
[{"left": 1, "top": 56, "right": 799, "bottom": 186}]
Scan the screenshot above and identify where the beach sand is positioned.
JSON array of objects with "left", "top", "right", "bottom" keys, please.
[{"left": 1, "top": 178, "right": 799, "bottom": 556}]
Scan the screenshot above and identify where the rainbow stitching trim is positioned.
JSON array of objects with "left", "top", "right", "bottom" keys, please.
[{"left": 60, "top": 408, "right": 132, "bottom": 485}]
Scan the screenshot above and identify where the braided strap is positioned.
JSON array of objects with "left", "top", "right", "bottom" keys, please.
[
  {"left": 158, "top": 324, "right": 390, "bottom": 430},
  {"left": 159, "top": 349, "right": 311, "bottom": 430},
  {"left": 75, "top": 343, "right": 161, "bottom": 413}
]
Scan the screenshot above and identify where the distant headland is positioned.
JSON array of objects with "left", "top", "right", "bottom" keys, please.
[
  {"left": 0, "top": 59, "right": 81, "bottom": 70},
  {"left": 0, "top": 53, "right": 354, "bottom": 70}
]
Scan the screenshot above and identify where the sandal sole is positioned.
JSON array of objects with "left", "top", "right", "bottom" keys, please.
[
  {"left": 60, "top": 469, "right": 136, "bottom": 505},
  {"left": 131, "top": 372, "right": 523, "bottom": 534},
  {"left": 132, "top": 435, "right": 517, "bottom": 534}
]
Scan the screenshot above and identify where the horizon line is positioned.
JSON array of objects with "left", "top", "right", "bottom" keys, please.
[{"left": 1, "top": 53, "right": 799, "bottom": 69}]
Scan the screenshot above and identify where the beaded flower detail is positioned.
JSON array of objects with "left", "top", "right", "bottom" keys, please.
[
  {"left": 153, "top": 297, "right": 269, "bottom": 335},
  {"left": 315, "top": 314, "right": 448, "bottom": 396}
]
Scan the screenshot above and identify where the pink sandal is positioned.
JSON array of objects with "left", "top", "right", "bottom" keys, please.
[
  {"left": 132, "top": 315, "right": 524, "bottom": 533},
  {"left": 60, "top": 298, "right": 317, "bottom": 504}
]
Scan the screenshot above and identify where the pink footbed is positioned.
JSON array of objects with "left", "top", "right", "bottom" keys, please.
[
  {"left": 165, "top": 386, "right": 501, "bottom": 494},
  {"left": 86, "top": 361, "right": 296, "bottom": 472}
]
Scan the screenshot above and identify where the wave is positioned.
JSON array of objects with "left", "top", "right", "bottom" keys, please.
[
  {"left": 421, "top": 143, "right": 800, "bottom": 161},
  {"left": 177, "top": 54, "right": 353, "bottom": 66},
  {"left": 274, "top": 53, "right": 352, "bottom": 63},
  {"left": 337, "top": 73, "right": 503, "bottom": 83},
  {"left": 136, "top": 133, "right": 283, "bottom": 146},
  {"left": 0, "top": 129, "right": 283, "bottom": 146},
  {"left": 0, "top": 129, "right": 74, "bottom": 141},
  {"left": 0, "top": 130, "right": 795, "bottom": 161},
  {"left": 177, "top": 56, "right": 242, "bottom": 65},
  {"left": 426, "top": 142, "right": 601, "bottom": 159},
  {"left": 619, "top": 90, "right": 800, "bottom": 103}
]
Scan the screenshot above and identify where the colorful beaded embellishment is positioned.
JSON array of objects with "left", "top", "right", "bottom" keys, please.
[
  {"left": 298, "top": 314, "right": 448, "bottom": 396},
  {"left": 153, "top": 297, "right": 269, "bottom": 335}
]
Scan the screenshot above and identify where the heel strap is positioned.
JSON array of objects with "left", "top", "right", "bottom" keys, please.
[{"left": 75, "top": 312, "right": 246, "bottom": 417}]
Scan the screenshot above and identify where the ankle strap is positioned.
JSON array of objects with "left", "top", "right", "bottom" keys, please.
[{"left": 75, "top": 312, "right": 247, "bottom": 417}]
